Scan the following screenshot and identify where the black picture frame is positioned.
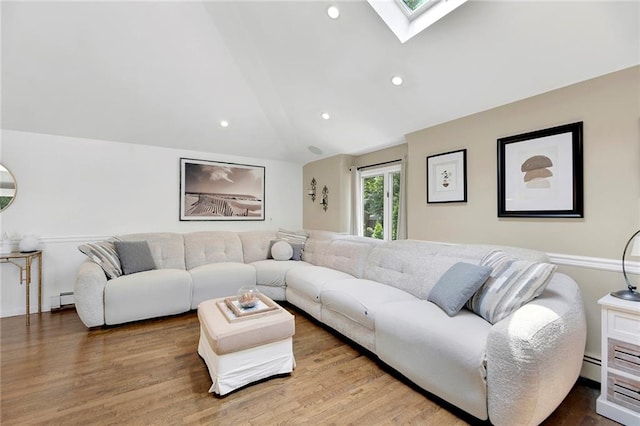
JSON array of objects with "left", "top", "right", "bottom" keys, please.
[
  {"left": 426, "top": 149, "right": 467, "bottom": 203},
  {"left": 180, "top": 158, "right": 265, "bottom": 221},
  {"left": 497, "top": 122, "right": 583, "bottom": 218}
]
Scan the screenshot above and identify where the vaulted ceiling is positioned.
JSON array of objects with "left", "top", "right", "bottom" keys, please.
[{"left": 2, "top": 1, "right": 638, "bottom": 164}]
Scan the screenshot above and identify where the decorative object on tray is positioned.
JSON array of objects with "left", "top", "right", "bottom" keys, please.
[
  {"left": 179, "top": 158, "right": 265, "bottom": 221},
  {"left": 219, "top": 293, "right": 280, "bottom": 323},
  {"left": 426, "top": 149, "right": 467, "bottom": 203},
  {"left": 497, "top": 122, "right": 583, "bottom": 218},
  {"left": 237, "top": 286, "right": 260, "bottom": 309}
]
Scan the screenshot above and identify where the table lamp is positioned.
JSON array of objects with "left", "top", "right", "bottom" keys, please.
[{"left": 611, "top": 229, "right": 640, "bottom": 301}]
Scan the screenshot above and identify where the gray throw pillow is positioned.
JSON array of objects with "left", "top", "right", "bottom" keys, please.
[
  {"left": 114, "top": 240, "right": 156, "bottom": 275},
  {"left": 428, "top": 262, "right": 492, "bottom": 317}
]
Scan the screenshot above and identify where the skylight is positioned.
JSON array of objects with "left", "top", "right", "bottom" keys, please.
[
  {"left": 368, "top": 0, "right": 468, "bottom": 43},
  {"left": 402, "top": 0, "right": 427, "bottom": 11}
]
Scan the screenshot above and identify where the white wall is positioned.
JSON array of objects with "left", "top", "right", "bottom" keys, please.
[{"left": 0, "top": 130, "right": 303, "bottom": 317}]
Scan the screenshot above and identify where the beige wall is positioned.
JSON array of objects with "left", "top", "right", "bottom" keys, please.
[
  {"left": 406, "top": 66, "right": 639, "bottom": 379},
  {"left": 303, "top": 66, "right": 639, "bottom": 380},
  {"left": 353, "top": 144, "right": 407, "bottom": 168},
  {"left": 302, "top": 154, "right": 353, "bottom": 232},
  {"left": 406, "top": 66, "right": 640, "bottom": 256},
  {"left": 302, "top": 145, "right": 408, "bottom": 232}
]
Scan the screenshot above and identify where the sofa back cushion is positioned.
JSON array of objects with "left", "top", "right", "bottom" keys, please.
[
  {"left": 317, "top": 236, "right": 382, "bottom": 278},
  {"left": 238, "top": 230, "right": 278, "bottom": 263},
  {"left": 301, "top": 230, "right": 340, "bottom": 265},
  {"left": 184, "top": 231, "right": 244, "bottom": 269},
  {"left": 119, "top": 233, "right": 186, "bottom": 270},
  {"left": 364, "top": 240, "right": 550, "bottom": 299}
]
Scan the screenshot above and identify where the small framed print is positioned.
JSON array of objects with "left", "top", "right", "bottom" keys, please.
[
  {"left": 426, "top": 149, "right": 467, "bottom": 203},
  {"left": 497, "top": 122, "right": 583, "bottom": 218}
]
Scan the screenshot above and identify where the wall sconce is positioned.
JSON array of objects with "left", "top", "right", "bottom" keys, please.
[
  {"left": 307, "top": 177, "right": 317, "bottom": 202},
  {"left": 320, "top": 185, "right": 328, "bottom": 211}
]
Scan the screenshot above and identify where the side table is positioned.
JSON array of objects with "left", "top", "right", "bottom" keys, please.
[
  {"left": 596, "top": 294, "right": 640, "bottom": 424},
  {"left": 0, "top": 251, "right": 43, "bottom": 325}
]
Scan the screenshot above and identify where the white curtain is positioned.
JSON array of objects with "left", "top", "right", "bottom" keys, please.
[
  {"left": 396, "top": 156, "right": 408, "bottom": 240},
  {"left": 349, "top": 166, "right": 360, "bottom": 236}
]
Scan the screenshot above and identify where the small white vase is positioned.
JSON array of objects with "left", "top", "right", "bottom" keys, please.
[
  {"left": 0, "top": 240, "right": 12, "bottom": 254},
  {"left": 19, "top": 235, "right": 39, "bottom": 252}
]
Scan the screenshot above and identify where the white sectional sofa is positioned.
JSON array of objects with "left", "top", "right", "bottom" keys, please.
[{"left": 74, "top": 229, "right": 587, "bottom": 425}]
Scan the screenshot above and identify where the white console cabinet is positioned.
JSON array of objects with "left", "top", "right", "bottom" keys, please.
[{"left": 596, "top": 294, "right": 640, "bottom": 425}]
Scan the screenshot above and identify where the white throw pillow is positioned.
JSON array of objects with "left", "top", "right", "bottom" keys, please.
[{"left": 271, "top": 241, "right": 293, "bottom": 261}]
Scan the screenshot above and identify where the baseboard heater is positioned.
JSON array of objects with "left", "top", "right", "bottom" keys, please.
[{"left": 50, "top": 292, "right": 75, "bottom": 311}]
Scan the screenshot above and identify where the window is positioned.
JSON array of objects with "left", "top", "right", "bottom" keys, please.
[
  {"left": 367, "top": 0, "right": 468, "bottom": 43},
  {"left": 360, "top": 165, "right": 401, "bottom": 241},
  {"left": 397, "top": 0, "right": 439, "bottom": 20}
]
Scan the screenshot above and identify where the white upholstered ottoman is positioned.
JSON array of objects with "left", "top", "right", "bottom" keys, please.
[{"left": 197, "top": 297, "right": 295, "bottom": 395}]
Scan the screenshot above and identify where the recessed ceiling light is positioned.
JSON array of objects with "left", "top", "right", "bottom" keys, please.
[
  {"left": 327, "top": 6, "right": 340, "bottom": 20},
  {"left": 220, "top": 120, "right": 229, "bottom": 127},
  {"left": 391, "top": 76, "right": 404, "bottom": 86},
  {"left": 321, "top": 112, "right": 330, "bottom": 120}
]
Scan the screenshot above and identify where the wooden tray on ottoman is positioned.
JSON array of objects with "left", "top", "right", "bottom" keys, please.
[{"left": 217, "top": 294, "right": 281, "bottom": 323}]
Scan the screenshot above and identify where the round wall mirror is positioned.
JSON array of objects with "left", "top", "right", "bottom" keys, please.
[{"left": 0, "top": 164, "right": 17, "bottom": 212}]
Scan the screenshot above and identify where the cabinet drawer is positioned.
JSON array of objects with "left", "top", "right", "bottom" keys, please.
[
  {"left": 609, "top": 338, "right": 640, "bottom": 376},
  {"left": 607, "top": 372, "right": 640, "bottom": 414},
  {"left": 608, "top": 309, "right": 640, "bottom": 342}
]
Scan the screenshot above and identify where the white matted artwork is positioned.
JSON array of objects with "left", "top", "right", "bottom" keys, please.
[
  {"left": 427, "top": 149, "right": 467, "bottom": 203},
  {"left": 497, "top": 122, "right": 583, "bottom": 218},
  {"left": 180, "top": 158, "right": 265, "bottom": 221}
]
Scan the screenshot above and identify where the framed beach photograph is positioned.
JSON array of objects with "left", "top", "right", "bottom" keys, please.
[
  {"left": 426, "top": 149, "right": 467, "bottom": 203},
  {"left": 180, "top": 158, "right": 265, "bottom": 221},
  {"left": 497, "top": 122, "right": 583, "bottom": 218}
]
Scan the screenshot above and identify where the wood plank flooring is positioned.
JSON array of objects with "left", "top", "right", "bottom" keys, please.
[{"left": 1, "top": 305, "right": 617, "bottom": 425}]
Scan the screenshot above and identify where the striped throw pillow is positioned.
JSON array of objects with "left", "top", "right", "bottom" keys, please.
[
  {"left": 277, "top": 228, "right": 308, "bottom": 246},
  {"left": 466, "top": 249, "right": 556, "bottom": 324},
  {"left": 78, "top": 240, "right": 123, "bottom": 280}
]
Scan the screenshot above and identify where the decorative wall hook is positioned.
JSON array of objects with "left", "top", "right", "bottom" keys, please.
[
  {"left": 308, "top": 177, "right": 317, "bottom": 202},
  {"left": 320, "top": 185, "right": 328, "bottom": 211}
]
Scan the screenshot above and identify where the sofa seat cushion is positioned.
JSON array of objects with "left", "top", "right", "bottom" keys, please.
[
  {"left": 104, "top": 269, "right": 192, "bottom": 325},
  {"left": 320, "top": 279, "right": 417, "bottom": 330},
  {"left": 189, "top": 262, "right": 256, "bottom": 309},
  {"left": 251, "top": 260, "right": 312, "bottom": 288},
  {"left": 375, "top": 300, "right": 492, "bottom": 420},
  {"left": 285, "top": 265, "right": 354, "bottom": 301}
]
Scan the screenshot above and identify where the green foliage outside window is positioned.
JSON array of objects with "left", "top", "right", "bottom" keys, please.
[
  {"left": 402, "top": 0, "right": 429, "bottom": 11},
  {"left": 362, "top": 173, "right": 400, "bottom": 241}
]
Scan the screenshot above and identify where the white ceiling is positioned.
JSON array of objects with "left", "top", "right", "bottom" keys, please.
[{"left": 2, "top": 1, "right": 638, "bottom": 164}]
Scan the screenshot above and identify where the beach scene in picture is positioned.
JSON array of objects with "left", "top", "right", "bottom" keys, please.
[{"left": 182, "top": 160, "right": 264, "bottom": 220}]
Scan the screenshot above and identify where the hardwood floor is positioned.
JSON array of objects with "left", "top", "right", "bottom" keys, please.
[{"left": 1, "top": 305, "right": 618, "bottom": 425}]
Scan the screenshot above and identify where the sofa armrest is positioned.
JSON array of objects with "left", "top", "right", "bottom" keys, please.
[
  {"left": 74, "top": 260, "right": 107, "bottom": 327},
  {"left": 486, "top": 272, "right": 587, "bottom": 426}
]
